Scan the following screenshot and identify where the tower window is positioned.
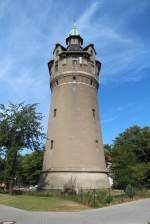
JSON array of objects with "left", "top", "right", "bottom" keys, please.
[
  {"left": 62, "top": 58, "right": 67, "bottom": 65},
  {"left": 50, "top": 140, "right": 54, "bottom": 149},
  {"left": 91, "top": 63, "right": 95, "bottom": 73},
  {"left": 55, "top": 62, "right": 58, "bottom": 72},
  {"left": 73, "top": 76, "right": 76, "bottom": 81},
  {"left": 72, "top": 60, "right": 78, "bottom": 66},
  {"left": 79, "top": 57, "right": 82, "bottom": 64},
  {"left": 92, "top": 109, "right": 95, "bottom": 119},
  {"left": 95, "top": 140, "right": 98, "bottom": 143},
  {"left": 90, "top": 79, "right": 93, "bottom": 85},
  {"left": 56, "top": 50, "right": 59, "bottom": 56},
  {"left": 54, "top": 109, "right": 57, "bottom": 117},
  {"left": 62, "top": 64, "right": 66, "bottom": 72},
  {"left": 56, "top": 79, "right": 58, "bottom": 85},
  {"left": 84, "top": 64, "right": 87, "bottom": 72}
]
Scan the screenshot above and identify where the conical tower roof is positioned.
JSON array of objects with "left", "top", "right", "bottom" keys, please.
[
  {"left": 66, "top": 22, "right": 83, "bottom": 45},
  {"left": 69, "top": 22, "right": 80, "bottom": 36}
]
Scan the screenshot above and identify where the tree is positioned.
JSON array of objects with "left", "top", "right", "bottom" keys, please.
[
  {"left": 16, "top": 150, "right": 44, "bottom": 186},
  {"left": 0, "top": 103, "right": 45, "bottom": 194},
  {"left": 104, "top": 144, "right": 112, "bottom": 166},
  {"left": 111, "top": 125, "right": 150, "bottom": 189}
]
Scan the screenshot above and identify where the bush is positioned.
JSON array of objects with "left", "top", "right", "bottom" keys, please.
[
  {"left": 63, "top": 177, "right": 77, "bottom": 195},
  {"left": 125, "top": 184, "right": 135, "bottom": 199},
  {"left": 105, "top": 194, "right": 113, "bottom": 204},
  {"left": 73, "top": 189, "right": 113, "bottom": 208}
]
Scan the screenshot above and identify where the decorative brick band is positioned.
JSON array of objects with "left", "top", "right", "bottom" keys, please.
[{"left": 50, "top": 73, "right": 99, "bottom": 90}]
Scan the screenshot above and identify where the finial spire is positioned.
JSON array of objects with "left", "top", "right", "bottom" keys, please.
[{"left": 69, "top": 20, "right": 80, "bottom": 36}]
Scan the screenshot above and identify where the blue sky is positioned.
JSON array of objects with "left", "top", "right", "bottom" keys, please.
[{"left": 0, "top": 0, "right": 150, "bottom": 144}]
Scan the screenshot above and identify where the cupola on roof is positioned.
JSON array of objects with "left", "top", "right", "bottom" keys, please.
[
  {"left": 66, "top": 22, "right": 83, "bottom": 46},
  {"left": 69, "top": 22, "right": 80, "bottom": 36},
  {"left": 52, "top": 23, "right": 97, "bottom": 55}
]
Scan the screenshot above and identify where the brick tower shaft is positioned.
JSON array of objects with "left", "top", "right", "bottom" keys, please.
[{"left": 40, "top": 24, "right": 110, "bottom": 190}]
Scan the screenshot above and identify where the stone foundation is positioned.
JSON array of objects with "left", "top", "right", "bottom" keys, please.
[{"left": 39, "top": 171, "right": 110, "bottom": 190}]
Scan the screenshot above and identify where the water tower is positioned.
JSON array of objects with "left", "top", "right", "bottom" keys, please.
[{"left": 40, "top": 24, "right": 110, "bottom": 190}]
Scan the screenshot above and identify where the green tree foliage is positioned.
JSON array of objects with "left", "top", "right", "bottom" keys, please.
[
  {"left": 111, "top": 125, "right": 150, "bottom": 189},
  {"left": 104, "top": 144, "right": 113, "bottom": 166},
  {"left": 16, "top": 150, "right": 44, "bottom": 186},
  {"left": 0, "top": 103, "right": 45, "bottom": 193}
]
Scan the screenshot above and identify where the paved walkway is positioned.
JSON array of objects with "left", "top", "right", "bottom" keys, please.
[{"left": 0, "top": 198, "right": 150, "bottom": 224}]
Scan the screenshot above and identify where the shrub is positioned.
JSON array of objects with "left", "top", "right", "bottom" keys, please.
[
  {"left": 125, "top": 184, "right": 135, "bottom": 199},
  {"left": 63, "top": 177, "right": 77, "bottom": 195},
  {"left": 105, "top": 194, "right": 113, "bottom": 204}
]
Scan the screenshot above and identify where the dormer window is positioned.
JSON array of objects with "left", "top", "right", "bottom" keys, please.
[
  {"left": 56, "top": 50, "right": 59, "bottom": 56},
  {"left": 55, "top": 62, "right": 58, "bottom": 72}
]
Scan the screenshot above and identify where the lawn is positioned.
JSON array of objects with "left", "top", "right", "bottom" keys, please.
[
  {"left": 0, "top": 189, "right": 149, "bottom": 211},
  {"left": 0, "top": 193, "right": 90, "bottom": 211}
]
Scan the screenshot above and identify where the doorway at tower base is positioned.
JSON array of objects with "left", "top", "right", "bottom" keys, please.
[{"left": 39, "top": 171, "right": 110, "bottom": 190}]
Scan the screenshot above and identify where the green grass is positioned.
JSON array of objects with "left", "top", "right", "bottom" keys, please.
[
  {"left": 0, "top": 189, "right": 149, "bottom": 211},
  {"left": 0, "top": 193, "right": 90, "bottom": 211}
]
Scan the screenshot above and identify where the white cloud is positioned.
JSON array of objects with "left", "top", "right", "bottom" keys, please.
[
  {"left": 101, "top": 47, "right": 150, "bottom": 83},
  {"left": 102, "top": 115, "right": 118, "bottom": 124},
  {"left": 0, "top": 0, "right": 149, "bottom": 101},
  {"left": 0, "top": 55, "right": 49, "bottom": 103},
  {"left": 76, "top": 1, "right": 150, "bottom": 84},
  {"left": 77, "top": 1, "right": 131, "bottom": 44},
  {"left": 78, "top": 1, "right": 100, "bottom": 29},
  {"left": 101, "top": 103, "right": 134, "bottom": 124}
]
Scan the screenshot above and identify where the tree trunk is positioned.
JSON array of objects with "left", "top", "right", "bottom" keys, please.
[
  {"left": 9, "top": 179, "right": 13, "bottom": 195},
  {"left": 6, "top": 147, "right": 18, "bottom": 195}
]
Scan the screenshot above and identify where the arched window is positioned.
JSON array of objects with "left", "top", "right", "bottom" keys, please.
[{"left": 50, "top": 140, "right": 54, "bottom": 149}]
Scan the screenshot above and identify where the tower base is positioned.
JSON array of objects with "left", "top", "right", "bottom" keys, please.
[{"left": 39, "top": 171, "right": 110, "bottom": 190}]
